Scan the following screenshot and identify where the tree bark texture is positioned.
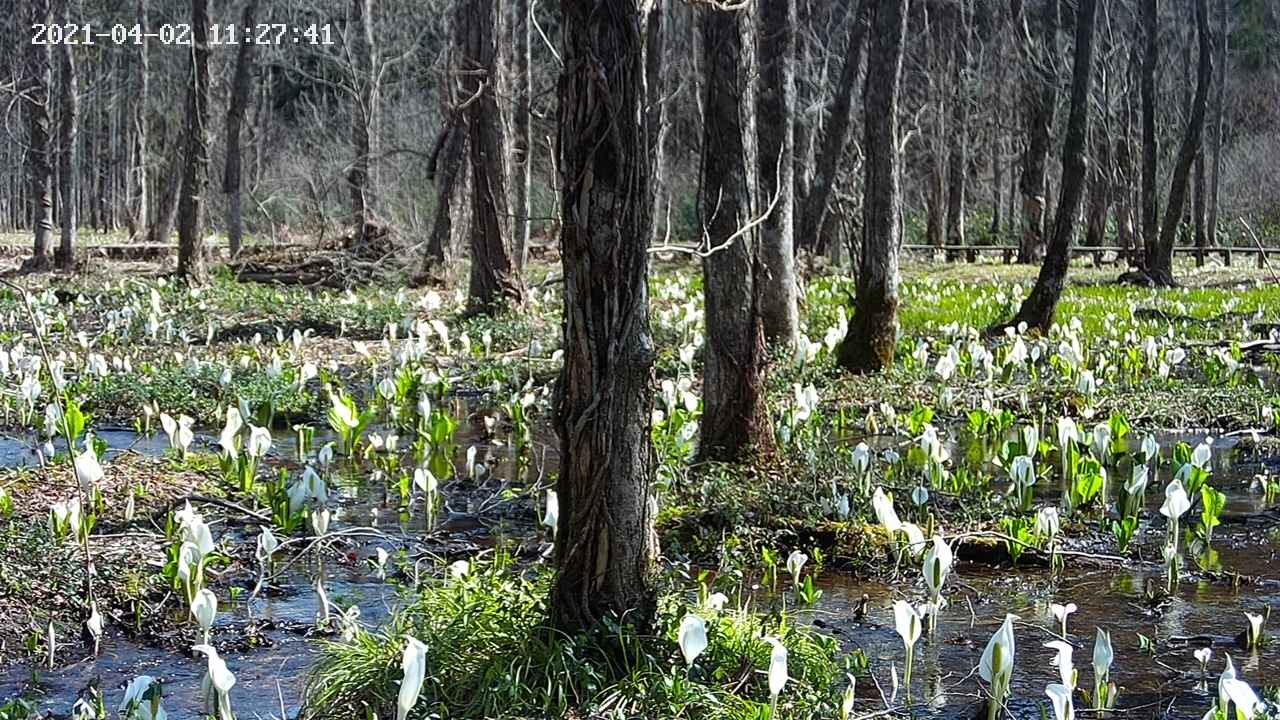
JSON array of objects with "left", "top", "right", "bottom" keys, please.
[
  {"left": 224, "top": 0, "right": 258, "bottom": 258},
  {"left": 699, "top": 1, "right": 773, "bottom": 461},
  {"left": 349, "top": 0, "right": 377, "bottom": 242},
  {"left": 511, "top": 0, "right": 532, "bottom": 271},
  {"left": 1017, "top": 0, "right": 1058, "bottom": 264},
  {"left": 551, "top": 0, "right": 658, "bottom": 635},
  {"left": 176, "top": 0, "right": 211, "bottom": 283},
  {"left": 25, "top": 0, "right": 55, "bottom": 267},
  {"left": 1140, "top": 0, "right": 1159, "bottom": 267},
  {"left": 945, "top": 7, "right": 970, "bottom": 257},
  {"left": 837, "top": 0, "right": 908, "bottom": 373},
  {"left": 126, "top": 0, "right": 149, "bottom": 241},
  {"left": 756, "top": 0, "right": 800, "bottom": 349},
  {"left": 1004, "top": 0, "right": 1098, "bottom": 333},
  {"left": 1149, "top": 0, "right": 1211, "bottom": 285},
  {"left": 56, "top": 0, "right": 78, "bottom": 270},
  {"left": 1206, "top": 0, "right": 1227, "bottom": 248},
  {"left": 464, "top": 0, "right": 524, "bottom": 314},
  {"left": 797, "top": 0, "right": 869, "bottom": 254}
]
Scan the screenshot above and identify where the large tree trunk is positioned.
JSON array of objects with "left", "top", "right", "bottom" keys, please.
[
  {"left": 999, "top": 0, "right": 1098, "bottom": 333},
  {"left": 1205, "top": 0, "right": 1227, "bottom": 248},
  {"left": 1148, "top": 0, "right": 1211, "bottom": 286},
  {"left": 126, "top": 0, "right": 149, "bottom": 241},
  {"left": 699, "top": 1, "right": 773, "bottom": 461},
  {"left": 349, "top": 0, "right": 377, "bottom": 243},
  {"left": 796, "top": 0, "right": 869, "bottom": 254},
  {"left": 1016, "top": 0, "right": 1058, "bottom": 264},
  {"left": 510, "top": 0, "right": 532, "bottom": 272},
  {"left": 224, "top": 0, "right": 259, "bottom": 258},
  {"left": 25, "top": 0, "right": 54, "bottom": 269},
  {"left": 176, "top": 0, "right": 211, "bottom": 283},
  {"left": 551, "top": 0, "right": 658, "bottom": 635},
  {"left": 837, "top": 0, "right": 908, "bottom": 373},
  {"left": 464, "top": 0, "right": 523, "bottom": 314},
  {"left": 1139, "top": 0, "right": 1159, "bottom": 268},
  {"left": 756, "top": 0, "right": 799, "bottom": 349},
  {"left": 55, "top": 0, "right": 78, "bottom": 271}
]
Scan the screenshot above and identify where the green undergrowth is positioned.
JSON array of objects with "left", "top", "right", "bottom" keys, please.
[{"left": 305, "top": 555, "right": 850, "bottom": 720}]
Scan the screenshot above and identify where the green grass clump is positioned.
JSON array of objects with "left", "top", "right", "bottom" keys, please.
[{"left": 305, "top": 556, "right": 847, "bottom": 720}]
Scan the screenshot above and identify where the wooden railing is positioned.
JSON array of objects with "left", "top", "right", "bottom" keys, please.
[{"left": 901, "top": 243, "right": 1280, "bottom": 268}]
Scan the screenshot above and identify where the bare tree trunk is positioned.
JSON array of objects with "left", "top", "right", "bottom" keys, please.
[
  {"left": 551, "top": 0, "right": 658, "bottom": 635},
  {"left": 424, "top": 123, "right": 469, "bottom": 271},
  {"left": 1193, "top": 149, "right": 1206, "bottom": 265},
  {"left": 55, "top": 0, "right": 78, "bottom": 271},
  {"left": 176, "top": 0, "right": 211, "bottom": 283},
  {"left": 25, "top": 0, "right": 54, "bottom": 269},
  {"left": 756, "top": 0, "right": 799, "bottom": 349},
  {"left": 837, "top": 0, "right": 908, "bottom": 373},
  {"left": 999, "top": 0, "right": 1098, "bottom": 333},
  {"left": 511, "top": 0, "right": 532, "bottom": 271},
  {"left": 646, "top": 0, "right": 671, "bottom": 244},
  {"left": 1149, "top": 0, "right": 1211, "bottom": 286},
  {"left": 945, "top": 5, "right": 970, "bottom": 259},
  {"left": 1139, "top": 0, "right": 1159, "bottom": 268},
  {"left": 699, "top": 1, "right": 773, "bottom": 461},
  {"left": 126, "top": 0, "right": 149, "bottom": 242},
  {"left": 1085, "top": 123, "right": 1111, "bottom": 251},
  {"left": 423, "top": 4, "right": 471, "bottom": 274},
  {"left": 797, "top": 0, "right": 869, "bottom": 253},
  {"left": 148, "top": 138, "right": 182, "bottom": 246},
  {"left": 224, "top": 0, "right": 259, "bottom": 258},
  {"left": 348, "top": 0, "right": 377, "bottom": 243},
  {"left": 464, "top": 0, "right": 523, "bottom": 314},
  {"left": 1017, "top": 0, "right": 1058, "bottom": 264},
  {"left": 1206, "top": 0, "right": 1226, "bottom": 248}
]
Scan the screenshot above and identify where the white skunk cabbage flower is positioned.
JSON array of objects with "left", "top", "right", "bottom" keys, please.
[{"left": 397, "top": 636, "right": 429, "bottom": 720}]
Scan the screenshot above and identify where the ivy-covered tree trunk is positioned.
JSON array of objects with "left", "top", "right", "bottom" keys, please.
[
  {"left": 551, "top": 0, "right": 658, "bottom": 634},
  {"left": 998, "top": 0, "right": 1098, "bottom": 333},
  {"left": 699, "top": 1, "right": 774, "bottom": 461},
  {"left": 837, "top": 0, "right": 909, "bottom": 373}
]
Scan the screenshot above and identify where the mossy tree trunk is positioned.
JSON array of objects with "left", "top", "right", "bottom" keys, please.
[
  {"left": 551, "top": 0, "right": 658, "bottom": 634},
  {"left": 837, "top": 0, "right": 908, "bottom": 373},
  {"left": 698, "top": 1, "right": 774, "bottom": 461}
]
